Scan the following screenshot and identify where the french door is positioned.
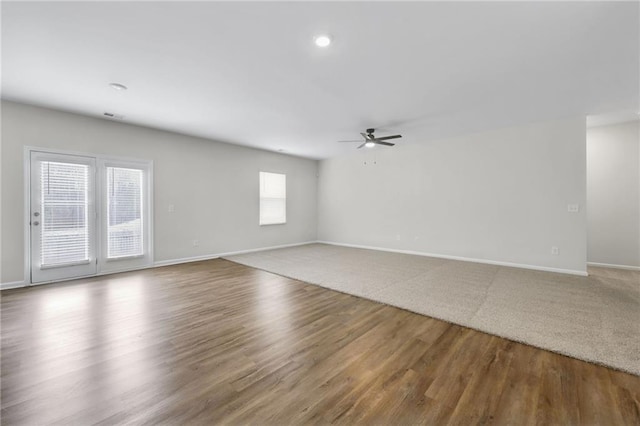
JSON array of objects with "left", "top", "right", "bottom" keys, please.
[
  {"left": 30, "top": 152, "right": 97, "bottom": 283},
  {"left": 29, "top": 150, "right": 152, "bottom": 284}
]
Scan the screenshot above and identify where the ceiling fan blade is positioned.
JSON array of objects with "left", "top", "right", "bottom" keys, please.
[
  {"left": 374, "top": 141, "right": 395, "bottom": 146},
  {"left": 357, "top": 142, "right": 367, "bottom": 149},
  {"left": 360, "top": 132, "right": 372, "bottom": 140},
  {"left": 374, "top": 135, "right": 402, "bottom": 141}
]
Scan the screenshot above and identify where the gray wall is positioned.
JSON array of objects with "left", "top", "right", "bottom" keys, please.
[
  {"left": 318, "top": 117, "right": 588, "bottom": 274},
  {"left": 587, "top": 121, "right": 640, "bottom": 268},
  {"left": 1, "top": 101, "right": 318, "bottom": 284}
]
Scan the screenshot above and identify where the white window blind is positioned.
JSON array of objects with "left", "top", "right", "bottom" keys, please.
[
  {"left": 259, "top": 172, "right": 286, "bottom": 225},
  {"left": 107, "top": 167, "right": 144, "bottom": 258},
  {"left": 40, "top": 161, "right": 91, "bottom": 266}
]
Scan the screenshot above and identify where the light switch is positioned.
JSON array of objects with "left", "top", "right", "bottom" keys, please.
[
  {"left": 168, "top": 204, "right": 175, "bottom": 213},
  {"left": 567, "top": 204, "right": 579, "bottom": 213}
]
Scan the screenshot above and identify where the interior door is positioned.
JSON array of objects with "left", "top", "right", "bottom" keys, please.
[{"left": 30, "top": 151, "right": 97, "bottom": 283}]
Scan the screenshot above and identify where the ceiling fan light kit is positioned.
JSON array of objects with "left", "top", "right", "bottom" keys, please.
[{"left": 338, "top": 128, "right": 403, "bottom": 149}]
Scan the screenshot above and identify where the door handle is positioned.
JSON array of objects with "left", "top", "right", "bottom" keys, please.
[
  {"left": 33, "top": 221, "right": 40, "bottom": 226},
  {"left": 34, "top": 212, "right": 40, "bottom": 217}
]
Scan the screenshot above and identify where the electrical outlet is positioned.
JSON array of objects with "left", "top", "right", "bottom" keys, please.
[
  {"left": 551, "top": 246, "right": 559, "bottom": 255},
  {"left": 168, "top": 204, "right": 175, "bottom": 213},
  {"left": 567, "top": 204, "right": 579, "bottom": 213},
  {"left": 193, "top": 240, "right": 199, "bottom": 247}
]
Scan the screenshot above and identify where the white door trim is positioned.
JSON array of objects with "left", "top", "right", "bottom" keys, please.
[{"left": 23, "top": 146, "right": 154, "bottom": 285}]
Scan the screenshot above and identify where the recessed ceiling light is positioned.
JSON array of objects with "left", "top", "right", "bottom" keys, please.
[
  {"left": 365, "top": 141, "right": 375, "bottom": 148},
  {"left": 314, "top": 35, "right": 332, "bottom": 48},
  {"left": 109, "top": 83, "right": 128, "bottom": 91}
]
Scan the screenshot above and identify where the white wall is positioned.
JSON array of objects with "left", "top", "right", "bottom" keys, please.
[
  {"left": 1, "top": 101, "right": 318, "bottom": 284},
  {"left": 587, "top": 121, "right": 640, "bottom": 268},
  {"left": 1, "top": 102, "right": 593, "bottom": 282},
  {"left": 318, "top": 117, "right": 588, "bottom": 274}
]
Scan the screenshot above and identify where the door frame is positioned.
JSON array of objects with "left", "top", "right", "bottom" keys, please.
[
  {"left": 24, "top": 146, "right": 154, "bottom": 285},
  {"left": 30, "top": 151, "right": 98, "bottom": 283}
]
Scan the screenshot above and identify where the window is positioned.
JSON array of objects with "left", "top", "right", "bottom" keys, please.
[
  {"left": 39, "top": 161, "right": 91, "bottom": 266},
  {"left": 259, "top": 172, "right": 286, "bottom": 225},
  {"left": 99, "top": 158, "right": 151, "bottom": 274},
  {"left": 106, "top": 167, "right": 144, "bottom": 258}
]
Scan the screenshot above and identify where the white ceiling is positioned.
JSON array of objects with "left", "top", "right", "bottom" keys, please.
[{"left": 2, "top": 1, "right": 638, "bottom": 159}]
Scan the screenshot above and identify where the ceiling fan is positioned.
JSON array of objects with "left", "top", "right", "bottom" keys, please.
[{"left": 339, "top": 128, "right": 402, "bottom": 149}]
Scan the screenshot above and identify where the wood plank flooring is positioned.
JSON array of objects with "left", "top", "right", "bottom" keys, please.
[{"left": 1, "top": 259, "right": 639, "bottom": 425}]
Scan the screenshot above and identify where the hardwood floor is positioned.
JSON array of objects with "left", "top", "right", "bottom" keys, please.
[{"left": 1, "top": 259, "right": 639, "bottom": 425}]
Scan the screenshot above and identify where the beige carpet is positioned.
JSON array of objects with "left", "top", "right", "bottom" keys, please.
[{"left": 224, "top": 243, "right": 640, "bottom": 376}]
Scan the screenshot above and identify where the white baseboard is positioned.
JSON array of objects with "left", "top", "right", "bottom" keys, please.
[
  {"left": 587, "top": 262, "right": 640, "bottom": 271},
  {"left": 153, "top": 253, "right": 221, "bottom": 268},
  {"left": 3, "top": 240, "right": 593, "bottom": 289},
  {"left": 0, "top": 280, "right": 27, "bottom": 290},
  {"left": 317, "top": 241, "right": 589, "bottom": 276},
  {"left": 0, "top": 241, "right": 318, "bottom": 291},
  {"left": 153, "top": 241, "right": 318, "bottom": 268},
  {"left": 218, "top": 241, "right": 319, "bottom": 258}
]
